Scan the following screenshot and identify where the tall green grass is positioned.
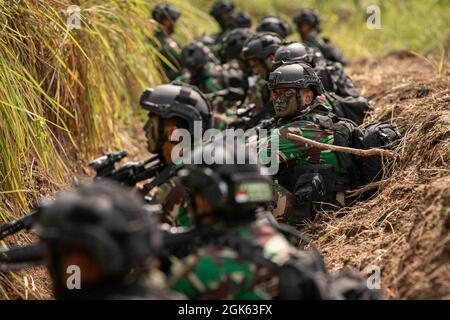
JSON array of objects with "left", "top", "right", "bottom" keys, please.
[{"left": 0, "top": 0, "right": 210, "bottom": 299}]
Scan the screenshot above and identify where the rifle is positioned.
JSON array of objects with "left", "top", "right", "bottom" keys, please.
[
  {"left": 0, "top": 152, "right": 167, "bottom": 242},
  {"left": 89, "top": 151, "right": 166, "bottom": 187},
  {"left": 0, "top": 210, "right": 38, "bottom": 241}
]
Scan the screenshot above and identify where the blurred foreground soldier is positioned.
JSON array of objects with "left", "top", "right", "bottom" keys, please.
[
  {"left": 256, "top": 16, "right": 292, "bottom": 40},
  {"left": 168, "top": 142, "right": 380, "bottom": 300},
  {"left": 151, "top": 3, "right": 183, "bottom": 80},
  {"left": 293, "top": 9, "right": 347, "bottom": 65},
  {"left": 36, "top": 182, "right": 178, "bottom": 300},
  {"left": 260, "top": 63, "right": 353, "bottom": 224},
  {"left": 140, "top": 82, "right": 212, "bottom": 226}
]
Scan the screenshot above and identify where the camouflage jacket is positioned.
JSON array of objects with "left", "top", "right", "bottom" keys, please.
[
  {"left": 244, "top": 76, "right": 265, "bottom": 111},
  {"left": 177, "top": 62, "right": 227, "bottom": 94},
  {"left": 257, "top": 96, "right": 349, "bottom": 224},
  {"left": 313, "top": 59, "right": 359, "bottom": 98},
  {"left": 304, "top": 36, "right": 347, "bottom": 66},
  {"left": 168, "top": 218, "right": 301, "bottom": 300},
  {"left": 152, "top": 30, "right": 183, "bottom": 81}
]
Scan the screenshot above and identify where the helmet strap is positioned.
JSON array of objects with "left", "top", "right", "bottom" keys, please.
[
  {"left": 295, "top": 88, "right": 303, "bottom": 112},
  {"left": 156, "top": 117, "right": 167, "bottom": 157}
]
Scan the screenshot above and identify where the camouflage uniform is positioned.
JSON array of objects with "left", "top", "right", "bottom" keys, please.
[
  {"left": 258, "top": 96, "right": 349, "bottom": 224},
  {"left": 244, "top": 76, "right": 265, "bottom": 111},
  {"left": 153, "top": 30, "right": 183, "bottom": 81},
  {"left": 169, "top": 218, "right": 299, "bottom": 299}
]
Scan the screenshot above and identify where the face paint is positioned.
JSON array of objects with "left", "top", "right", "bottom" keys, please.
[{"left": 273, "top": 91, "right": 297, "bottom": 117}]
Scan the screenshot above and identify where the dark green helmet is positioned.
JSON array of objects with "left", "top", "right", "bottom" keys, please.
[
  {"left": 36, "top": 181, "right": 160, "bottom": 297},
  {"left": 140, "top": 82, "right": 213, "bottom": 133},
  {"left": 227, "top": 11, "right": 252, "bottom": 29},
  {"left": 181, "top": 41, "right": 218, "bottom": 70},
  {"left": 272, "top": 42, "right": 315, "bottom": 69},
  {"left": 269, "top": 63, "right": 323, "bottom": 97},
  {"left": 179, "top": 139, "right": 272, "bottom": 224},
  {"left": 223, "top": 28, "right": 255, "bottom": 61},
  {"left": 256, "top": 16, "right": 292, "bottom": 39},
  {"left": 242, "top": 32, "right": 283, "bottom": 61},
  {"left": 152, "top": 3, "right": 181, "bottom": 24},
  {"left": 293, "top": 9, "right": 321, "bottom": 32}
]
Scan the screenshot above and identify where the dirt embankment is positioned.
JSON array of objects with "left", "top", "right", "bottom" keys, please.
[{"left": 305, "top": 51, "right": 450, "bottom": 299}]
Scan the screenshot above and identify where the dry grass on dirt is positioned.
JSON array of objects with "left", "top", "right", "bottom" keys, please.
[{"left": 305, "top": 51, "right": 450, "bottom": 299}]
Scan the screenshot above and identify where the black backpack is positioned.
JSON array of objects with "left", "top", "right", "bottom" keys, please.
[
  {"left": 309, "top": 114, "right": 401, "bottom": 190},
  {"left": 351, "top": 122, "right": 402, "bottom": 187},
  {"left": 326, "top": 92, "right": 373, "bottom": 125}
]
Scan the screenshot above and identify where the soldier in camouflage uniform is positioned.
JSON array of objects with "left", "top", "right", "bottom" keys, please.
[
  {"left": 258, "top": 63, "right": 352, "bottom": 224},
  {"left": 140, "top": 83, "right": 213, "bottom": 227},
  {"left": 180, "top": 41, "right": 245, "bottom": 128},
  {"left": 167, "top": 141, "right": 380, "bottom": 300},
  {"left": 293, "top": 9, "right": 347, "bottom": 66},
  {"left": 271, "top": 42, "right": 372, "bottom": 125},
  {"left": 273, "top": 42, "right": 359, "bottom": 98},
  {"left": 256, "top": 16, "right": 292, "bottom": 40},
  {"left": 208, "top": 0, "right": 236, "bottom": 46},
  {"left": 168, "top": 141, "right": 330, "bottom": 299},
  {"left": 36, "top": 181, "right": 179, "bottom": 300},
  {"left": 151, "top": 3, "right": 183, "bottom": 81},
  {"left": 238, "top": 32, "right": 283, "bottom": 129}
]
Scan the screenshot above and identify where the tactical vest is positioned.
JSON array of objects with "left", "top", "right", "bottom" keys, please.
[{"left": 274, "top": 110, "right": 358, "bottom": 207}]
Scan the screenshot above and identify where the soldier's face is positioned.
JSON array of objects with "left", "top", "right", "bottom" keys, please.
[
  {"left": 162, "top": 18, "right": 175, "bottom": 35},
  {"left": 248, "top": 59, "right": 268, "bottom": 80},
  {"left": 272, "top": 88, "right": 298, "bottom": 117},
  {"left": 298, "top": 23, "right": 316, "bottom": 40}
]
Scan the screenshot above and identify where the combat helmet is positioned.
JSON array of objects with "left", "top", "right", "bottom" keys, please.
[
  {"left": 293, "top": 9, "right": 321, "bottom": 32},
  {"left": 36, "top": 181, "right": 160, "bottom": 297},
  {"left": 209, "top": 0, "right": 235, "bottom": 25},
  {"left": 272, "top": 42, "right": 315, "bottom": 69},
  {"left": 223, "top": 28, "right": 255, "bottom": 61},
  {"left": 152, "top": 3, "right": 181, "bottom": 24},
  {"left": 269, "top": 63, "right": 324, "bottom": 97},
  {"left": 256, "top": 16, "right": 292, "bottom": 39},
  {"left": 181, "top": 41, "right": 218, "bottom": 70},
  {"left": 242, "top": 32, "right": 283, "bottom": 61},
  {"left": 140, "top": 82, "right": 213, "bottom": 134},
  {"left": 227, "top": 11, "right": 252, "bottom": 29},
  {"left": 179, "top": 139, "right": 272, "bottom": 225}
]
